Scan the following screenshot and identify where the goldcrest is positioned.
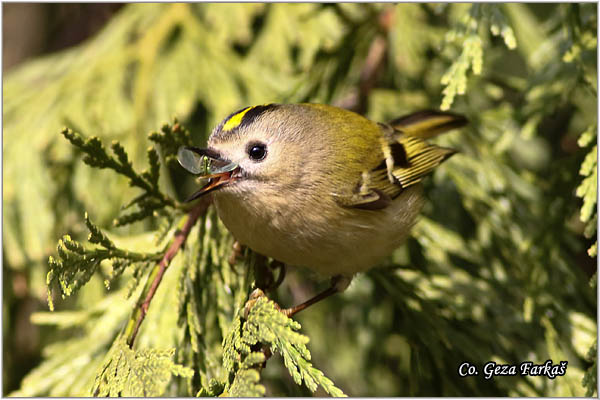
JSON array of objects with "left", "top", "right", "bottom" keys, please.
[{"left": 178, "top": 104, "right": 466, "bottom": 313}]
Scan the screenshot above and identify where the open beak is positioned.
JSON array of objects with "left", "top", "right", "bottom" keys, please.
[{"left": 177, "top": 146, "right": 240, "bottom": 202}]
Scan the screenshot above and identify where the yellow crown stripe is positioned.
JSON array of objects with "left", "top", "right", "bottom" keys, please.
[{"left": 222, "top": 106, "right": 253, "bottom": 132}]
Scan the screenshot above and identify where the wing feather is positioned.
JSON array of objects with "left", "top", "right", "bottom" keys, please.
[{"left": 334, "top": 110, "right": 466, "bottom": 210}]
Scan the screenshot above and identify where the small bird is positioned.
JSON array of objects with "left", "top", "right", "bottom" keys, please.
[{"left": 178, "top": 103, "right": 467, "bottom": 315}]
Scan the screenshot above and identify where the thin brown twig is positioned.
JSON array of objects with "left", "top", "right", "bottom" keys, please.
[
  {"left": 335, "top": 6, "right": 395, "bottom": 115},
  {"left": 125, "top": 196, "right": 212, "bottom": 348}
]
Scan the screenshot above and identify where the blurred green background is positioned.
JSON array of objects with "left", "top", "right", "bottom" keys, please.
[{"left": 3, "top": 3, "right": 597, "bottom": 396}]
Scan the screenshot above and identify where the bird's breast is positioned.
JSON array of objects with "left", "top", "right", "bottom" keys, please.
[{"left": 213, "top": 185, "right": 424, "bottom": 277}]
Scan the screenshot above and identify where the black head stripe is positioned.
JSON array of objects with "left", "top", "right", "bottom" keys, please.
[
  {"left": 238, "top": 104, "right": 278, "bottom": 129},
  {"left": 214, "top": 104, "right": 279, "bottom": 138}
]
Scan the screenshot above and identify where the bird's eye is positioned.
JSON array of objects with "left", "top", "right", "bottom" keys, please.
[{"left": 247, "top": 142, "right": 267, "bottom": 161}]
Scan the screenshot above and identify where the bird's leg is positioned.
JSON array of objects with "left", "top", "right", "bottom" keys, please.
[
  {"left": 253, "top": 254, "right": 287, "bottom": 292},
  {"left": 228, "top": 241, "right": 245, "bottom": 265},
  {"left": 252, "top": 253, "right": 277, "bottom": 291},
  {"left": 281, "top": 275, "right": 352, "bottom": 317},
  {"left": 270, "top": 260, "right": 286, "bottom": 290}
]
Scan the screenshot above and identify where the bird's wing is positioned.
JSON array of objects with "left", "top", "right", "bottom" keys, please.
[
  {"left": 386, "top": 133, "right": 456, "bottom": 189},
  {"left": 334, "top": 111, "right": 465, "bottom": 210},
  {"left": 332, "top": 170, "right": 394, "bottom": 210}
]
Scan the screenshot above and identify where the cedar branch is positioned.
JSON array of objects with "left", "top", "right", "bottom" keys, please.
[{"left": 125, "top": 196, "right": 212, "bottom": 348}]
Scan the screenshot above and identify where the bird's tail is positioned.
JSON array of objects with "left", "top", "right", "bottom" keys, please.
[{"left": 388, "top": 110, "right": 468, "bottom": 139}]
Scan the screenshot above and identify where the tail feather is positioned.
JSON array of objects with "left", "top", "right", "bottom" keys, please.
[{"left": 388, "top": 110, "right": 468, "bottom": 139}]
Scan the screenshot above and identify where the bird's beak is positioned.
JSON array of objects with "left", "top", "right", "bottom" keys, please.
[{"left": 177, "top": 146, "right": 240, "bottom": 202}]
